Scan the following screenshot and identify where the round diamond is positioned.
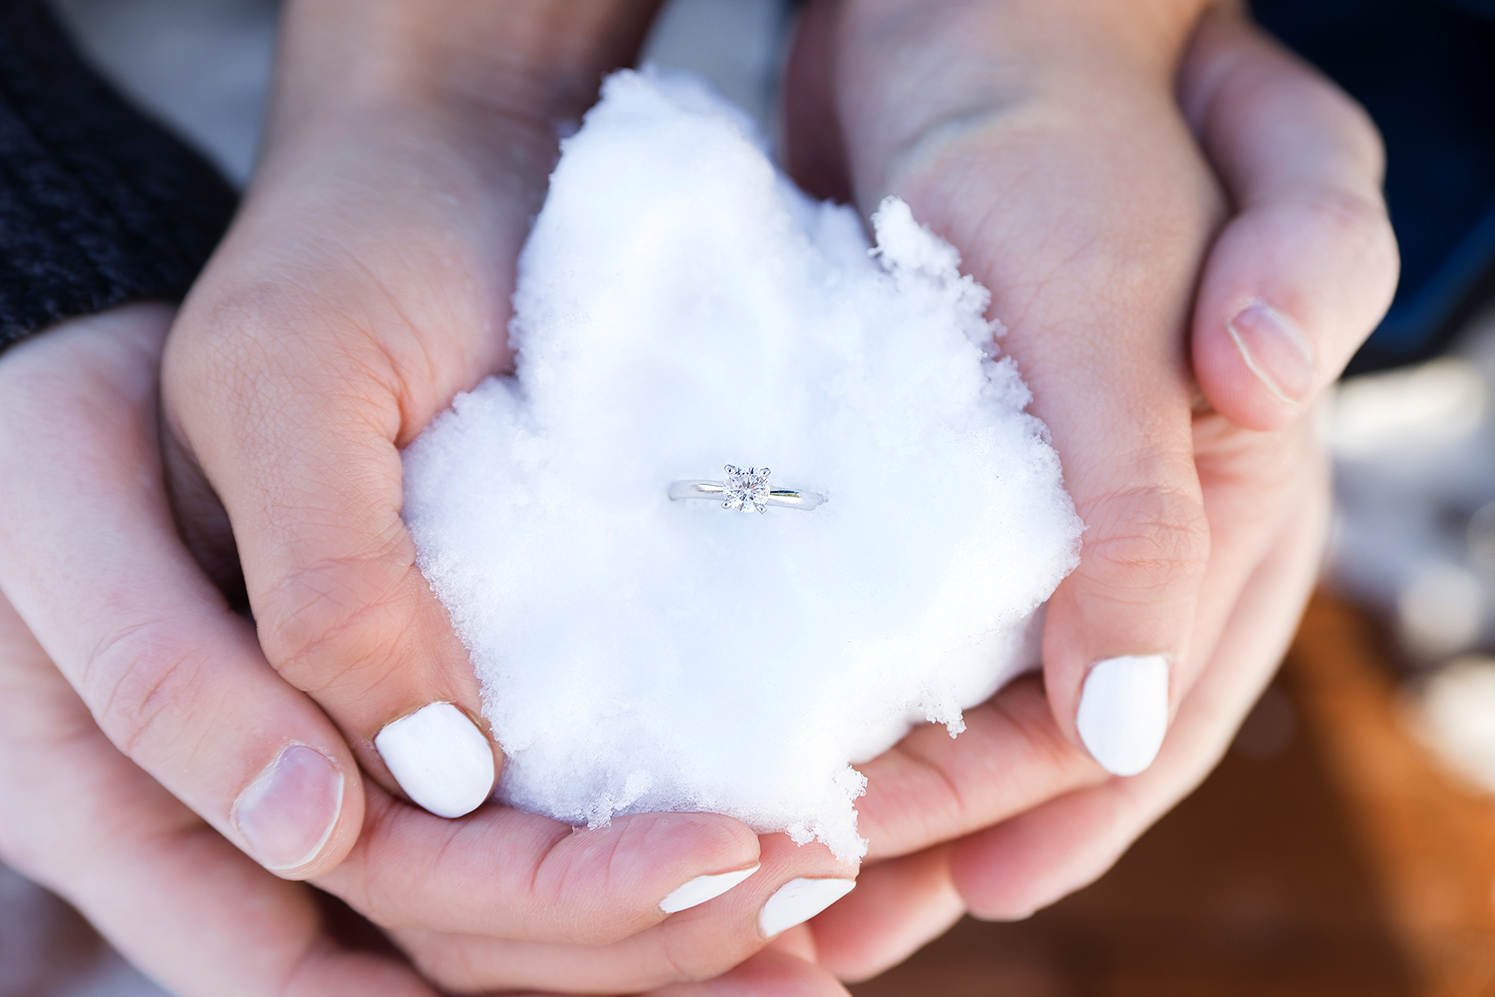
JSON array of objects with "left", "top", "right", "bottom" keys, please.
[{"left": 723, "top": 465, "right": 771, "bottom": 513}]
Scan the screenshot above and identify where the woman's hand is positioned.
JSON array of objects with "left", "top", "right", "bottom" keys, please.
[{"left": 779, "top": 1, "right": 1396, "bottom": 980}]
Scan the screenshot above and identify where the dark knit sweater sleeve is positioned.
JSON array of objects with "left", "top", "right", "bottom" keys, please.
[{"left": 0, "top": 0, "right": 238, "bottom": 351}]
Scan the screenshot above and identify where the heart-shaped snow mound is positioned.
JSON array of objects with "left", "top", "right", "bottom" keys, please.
[{"left": 402, "top": 69, "right": 1082, "bottom": 860}]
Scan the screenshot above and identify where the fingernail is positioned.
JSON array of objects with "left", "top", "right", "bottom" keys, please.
[
  {"left": 757, "top": 877, "right": 857, "bottom": 937},
  {"left": 1226, "top": 301, "right": 1315, "bottom": 405},
  {"left": 375, "top": 702, "right": 495, "bottom": 818},
  {"left": 660, "top": 863, "right": 760, "bottom": 914},
  {"left": 1076, "top": 654, "right": 1169, "bottom": 776},
  {"left": 234, "top": 744, "right": 344, "bottom": 870}
]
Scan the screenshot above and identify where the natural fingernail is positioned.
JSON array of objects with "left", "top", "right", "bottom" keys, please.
[
  {"left": 234, "top": 744, "right": 344, "bottom": 870},
  {"left": 758, "top": 877, "right": 857, "bottom": 937},
  {"left": 1076, "top": 654, "right": 1169, "bottom": 776},
  {"left": 375, "top": 702, "right": 495, "bottom": 818},
  {"left": 660, "top": 863, "right": 760, "bottom": 914},
  {"left": 1226, "top": 301, "right": 1315, "bottom": 405}
]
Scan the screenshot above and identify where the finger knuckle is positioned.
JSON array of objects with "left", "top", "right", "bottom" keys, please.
[
  {"left": 171, "top": 286, "right": 299, "bottom": 400},
  {"left": 532, "top": 823, "right": 662, "bottom": 944},
  {"left": 654, "top": 927, "right": 745, "bottom": 986},
  {"left": 83, "top": 620, "right": 213, "bottom": 761},
  {"left": 256, "top": 544, "right": 416, "bottom": 699},
  {"left": 326, "top": 802, "right": 421, "bottom": 931},
  {"left": 1303, "top": 188, "right": 1399, "bottom": 272},
  {"left": 190, "top": 280, "right": 323, "bottom": 363},
  {"left": 1081, "top": 484, "right": 1210, "bottom": 597},
  {"left": 399, "top": 931, "right": 492, "bottom": 994},
  {"left": 169, "top": 284, "right": 396, "bottom": 441}
]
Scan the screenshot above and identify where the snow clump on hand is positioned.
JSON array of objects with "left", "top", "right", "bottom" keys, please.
[{"left": 402, "top": 69, "right": 1083, "bottom": 861}]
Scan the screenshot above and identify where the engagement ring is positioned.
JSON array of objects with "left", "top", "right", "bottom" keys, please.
[{"left": 669, "top": 465, "right": 824, "bottom": 513}]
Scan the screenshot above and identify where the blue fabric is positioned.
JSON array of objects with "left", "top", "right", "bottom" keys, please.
[{"left": 1253, "top": 0, "right": 1495, "bottom": 365}]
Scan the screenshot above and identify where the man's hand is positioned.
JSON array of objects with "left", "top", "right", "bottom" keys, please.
[{"left": 0, "top": 305, "right": 435, "bottom": 997}]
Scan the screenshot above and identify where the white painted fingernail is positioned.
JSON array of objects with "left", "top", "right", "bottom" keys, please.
[
  {"left": 757, "top": 877, "right": 856, "bottom": 937},
  {"left": 234, "top": 744, "right": 344, "bottom": 870},
  {"left": 1076, "top": 654, "right": 1170, "bottom": 776},
  {"left": 660, "top": 863, "right": 760, "bottom": 913},
  {"left": 375, "top": 702, "right": 495, "bottom": 818}
]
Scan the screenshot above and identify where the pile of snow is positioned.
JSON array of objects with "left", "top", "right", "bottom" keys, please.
[{"left": 403, "top": 69, "right": 1081, "bottom": 860}]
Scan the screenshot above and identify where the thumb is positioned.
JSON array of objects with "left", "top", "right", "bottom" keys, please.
[
  {"left": 1181, "top": 7, "right": 1399, "bottom": 432},
  {"left": 1045, "top": 447, "right": 1210, "bottom": 778}
]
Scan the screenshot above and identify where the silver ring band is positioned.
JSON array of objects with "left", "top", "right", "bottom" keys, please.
[{"left": 668, "top": 465, "right": 824, "bottom": 513}]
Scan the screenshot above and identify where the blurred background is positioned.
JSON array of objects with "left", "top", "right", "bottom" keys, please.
[{"left": 6, "top": 0, "right": 1495, "bottom": 994}]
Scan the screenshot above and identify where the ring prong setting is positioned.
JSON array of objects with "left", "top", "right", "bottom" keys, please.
[
  {"left": 723, "top": 465, "right": 772, "bottom": 513},
  {"left": 669, "top": 465, "right": 822, "bottom": 512}
]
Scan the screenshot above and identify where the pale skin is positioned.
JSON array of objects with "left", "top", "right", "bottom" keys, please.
[{"left": 0, "top": 1, "right": 1396, "bottom": 994}]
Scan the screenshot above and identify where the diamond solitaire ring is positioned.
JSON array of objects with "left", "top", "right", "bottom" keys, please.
[{"left": 669, "top": 465, "right": 825, "bottom": 513}]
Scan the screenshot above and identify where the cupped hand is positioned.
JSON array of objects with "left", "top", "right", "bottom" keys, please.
[{"left": 779, "top": 0, "right": 1395, "bottom": 980}]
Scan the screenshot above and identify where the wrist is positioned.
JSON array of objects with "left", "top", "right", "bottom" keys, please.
[
  {"left": 270, "top": 0, "right": 661, "bottom": 144},
  {"left": 847, "top": 0, "right": 1214, "bottom": 73},
  {"left": 827, "top": 0, "right": 1216, "bottom": 207}
]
